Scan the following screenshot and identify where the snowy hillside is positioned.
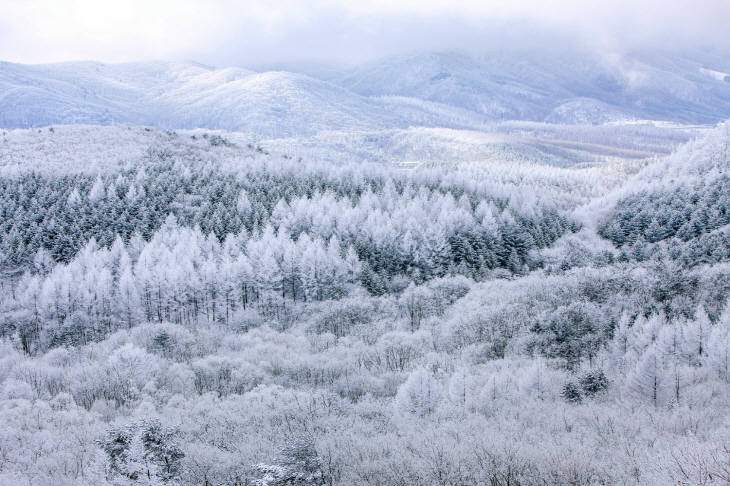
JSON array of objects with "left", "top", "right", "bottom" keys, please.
[
  {"left": 151, "top": 70, "right": 412, "bottom": 136},
  {"left": 0, "top": 125, "right": 260, "bottom": 176},
  {"left": 555, "top": 122, "right": 730, "bottom": 270},
  {"left": 0, "top": 60, "right": 213, "bottom": 127},
  {"left": 615, "top": 122, "right": 730, "bottom": 193}
]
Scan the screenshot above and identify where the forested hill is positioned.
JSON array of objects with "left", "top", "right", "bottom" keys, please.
[
  {"left": 0, "top": 59, "right": 493, "bottom": 135},
  {"left": 598, "top": 122, "right": 730, "bottom": 266},
  {"left": 0, "top": 126, "right": 576, "bottom": 289}
]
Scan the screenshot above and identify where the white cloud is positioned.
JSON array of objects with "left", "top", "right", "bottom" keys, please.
[
  {"left": 0, "top": 0, "right": 227, "bottom": 63},
  {"left": 0, "top": 0, "right": 727, "bottom": 66}
]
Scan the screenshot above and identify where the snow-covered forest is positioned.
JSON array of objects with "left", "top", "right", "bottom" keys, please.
[
  {"left": 1, "top": 118, "right": 730, "bottom": 486},
  {"left": 3, "top": 32, "right": 730, "bottom": 485}
]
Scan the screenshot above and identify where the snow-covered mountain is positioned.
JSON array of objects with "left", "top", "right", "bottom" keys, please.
[
  {"left": 331, "top": 50, "right": 730, "bottom": 125},
  {"left": 0, "top": 60, "right": 482, "bottom": 136},
  {"left": 2, "top": 49, "right": 730, "bottom": 135}
]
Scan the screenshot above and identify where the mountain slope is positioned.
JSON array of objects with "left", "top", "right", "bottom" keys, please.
[
  {"left": 591, "top": 123, "right": 730, "bottom": 265},
  {"left": 0, "top": 60, "right": 213, "bottom": 127},
  {"left": 151, "top": 70, "right": 414, "bottom": 136}
]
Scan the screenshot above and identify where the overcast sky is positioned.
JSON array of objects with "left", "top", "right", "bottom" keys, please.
[{"left": 0, "top": 0, "right": 728, "bottom": 68}]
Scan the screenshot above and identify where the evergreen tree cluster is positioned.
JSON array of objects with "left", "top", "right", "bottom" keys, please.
[
  {"left": 599, "top": 175, "right": 730, "bottom": 250},
  {"left": 0, "top": 154, "right": 577, "bottom": 282},
  {"left": 598, "top": 180, "right": 730, "bottom": 267},
  {"left": 2, "top": 218, "right": 363, "bottom": 352},
  {"left": 0, "top": 146, "right": 579, "bottom": 353},
  {"left": 99, "top": 419, "right": 184, "bottom": 485}
]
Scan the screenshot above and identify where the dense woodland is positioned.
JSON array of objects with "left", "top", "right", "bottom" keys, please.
[
  {"left": 2, "top": 123, "right": 730, "bottom": 486},
  {"left": 0, "top": 149, "right": 574, "bottom": 271}
]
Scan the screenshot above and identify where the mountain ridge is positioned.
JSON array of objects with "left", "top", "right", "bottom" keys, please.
[{"left": 2, "top": 50, "right": 730, "bottom": 136}]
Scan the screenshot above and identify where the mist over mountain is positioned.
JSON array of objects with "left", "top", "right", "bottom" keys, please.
[{"left": 330, "top": 49, "right": 730, "bottom": 125}]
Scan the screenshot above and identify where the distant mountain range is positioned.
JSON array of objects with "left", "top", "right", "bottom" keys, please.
[{"left": 2, "top": 49, "right": 730, "bottom": 136}]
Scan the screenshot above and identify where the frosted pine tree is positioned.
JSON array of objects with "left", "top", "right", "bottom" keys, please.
[
  {"left": 88, "top": 176, "right": 106, "bottom": 203},
  {"left": 325, "top": 235, "right": 348, "bottom": 297},
  {"left": 518, "top": 358, "right": 562, "bottom": 401},
  {"left": 299, "top": 237, "right": 321, "bottom": 302},
  {"left": 682, "top": 307, "right": 711, "bottom": 365},
  {"left": 705, "top": 304, "right": 730, "bottom": 381},
  {"left": 236, "top": 190, "right": 252, "bottom": 217},
  {"left": 606, "top": 313, "right": 633, "bottom": 375},
  {"left": 67, "top": 188, "right": 81, "bottom": 206},
  {"left": 99, "top": 419, "right": 184, "bottom": 486},
  {"left": 625, "top": 343, "right": 669, "bottom": 406},
  {"left": 344, "top": 245, "right": 361, "bottom": 282},
  {"left": 279, "top": 233, "right": 300, "bottom": 301},
  {"left": 442, "top": 367, "right": 479, "bottom": 415}
]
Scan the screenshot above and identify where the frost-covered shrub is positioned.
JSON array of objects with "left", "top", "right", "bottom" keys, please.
[
  {"left": 579, "top": 369, "right": 609, "bottom": 396},
  {"left": 130, "top": 323, "right": 196, "bottom": 362},
  {"left": 104, "top": 344, "right": 162, "bottom": 407},
  {"left": 1, "top": 378, "right": 35, "bottom": 400},
  {"left": 313, "top": 297, "right": 374, "bottom": 337},
  {"left": 394, "top": 367, "right": 443, "bottom": 416},
  {"left": 191, "top": 356, "right": 264, "bottom": 397},
  {"left": 562, "top": 381, "right": 583, "bottom": 403}
]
